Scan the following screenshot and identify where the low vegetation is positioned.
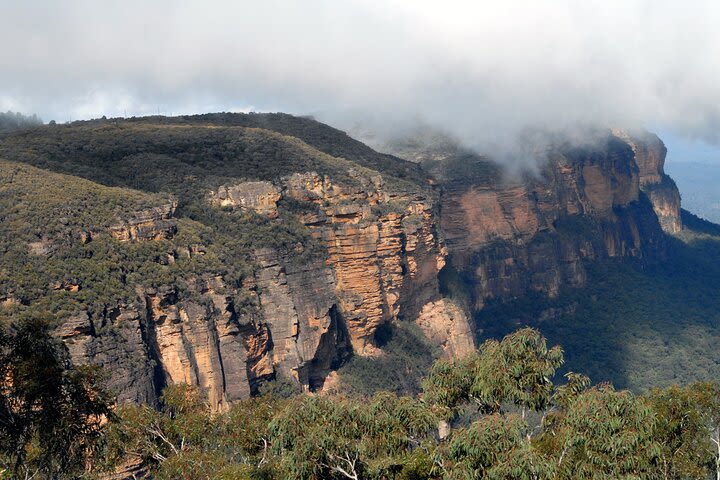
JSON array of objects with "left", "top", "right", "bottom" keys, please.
[{"left": 4, "top": 325, "right": 720, "bottom": 479}]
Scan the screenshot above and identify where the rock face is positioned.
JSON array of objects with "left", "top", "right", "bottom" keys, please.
[
  {"left": 612, "top": 130, "right": 682, "bottom": 233},
  {"left": 109, "top": 201, "right": 178, "bottom": 242},
  {"left": 62, "top": 169, "right": 458, "bottom": 405},
  {"left": 415, "top": 299, "right": 475, "bottom": 359},
  {"left": 439, "top": 133, "right": 668, "bottom": 310},
  {"left": 57, "top": 278, "right": 275, "bottom": 409},
  {"left": 282, "top": 171, "right": 448, "bottom": 355},
  {"left": 55, "top": 127, "right": 681, "bottom": 406},
  {"left": 56, "top": 307, "right": 160, "bottom": 405},
  {"left": 209, "top": 181, "right": 281, "bottom": 217},
  {"left": 253, "top": 248, "right": 347, "bottom": 390}
]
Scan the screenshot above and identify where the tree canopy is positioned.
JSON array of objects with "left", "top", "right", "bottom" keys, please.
[{"left": 4, "top": 325, "right": 720, "bottom": 479}]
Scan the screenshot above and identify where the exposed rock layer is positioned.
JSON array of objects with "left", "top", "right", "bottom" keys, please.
[
  {"left": 109, "top": 201, "right": 178, "bottom": 242},
  {"left": 57, "top": 128, "right": 680, "bottom": 406},
  {"left": 63, "top": 170, "right": 454, "bottom": 406},
  {"left": 612, "top": 130, "right": 682, "bottom": 233},
  {"left": 439, "top": 132, "right": 674, "bottom": 311}
]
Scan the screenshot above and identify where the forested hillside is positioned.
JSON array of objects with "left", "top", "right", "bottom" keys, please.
[{"left": 476, "top": 210, "right": 720, "bottom": 392}]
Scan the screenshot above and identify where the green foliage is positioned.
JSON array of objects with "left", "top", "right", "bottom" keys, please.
[
  {"left": 477, "top": 225, "right": 720, "bottom": 392},
  {"left": 647, "top": 382, "right": 718, "bottom": 479},
  {"left": 552, "top": 372, "right": 591, "bottom": 409},
  {"left": 337, "top": 321, "right": 439, "bottom": 396},
  {"left": 268, "top": 392, "right": 437, "bottom": 479},
  {"left": 256, "top": 374, "right": 303, "bottom": 399},
  {"left": 424, "top": 328, "right": 563, "bottom": 419},
  {"left": 0, "top": 160, "right": 240, "bottom": 324},
  {"left": 446, "top": 414, "right": 553, "bottom": 480},
  {"left": 101, "top": 385, "right": 288, "bottom": 478},
  {"left": 132, "top": 112, "right": 431, "bottom": 188},
  {"left": 102, "top": 386, "right": 203, "bottom": 472},
  {"left": 543, "top": 385, "right": 661, "bottom": 479},
  {"left": 0, "top": 318, "right": 113, "bottom": 479}
]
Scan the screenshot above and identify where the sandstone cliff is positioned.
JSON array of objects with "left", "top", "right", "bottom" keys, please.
[
  {"left": 611, "top": 130, "right": 682, "bottom": 233},
  {"left": 0, "top": 115, "right": 683, "bottom": 406},
  {"left": 44, "top": 165, "right": 469, "bottom": 407},
  {"left": 437, "top": 131, "right": 672, "bottom": 311}
]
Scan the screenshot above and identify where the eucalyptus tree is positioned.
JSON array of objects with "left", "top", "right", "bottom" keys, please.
[
  {"left": 648, "top": 383, "right": 716, "bottom": 479},
  {"left": 423, "top": 327, "right": 564, "bottom": 420},
  {"left": 444, "top": 413, "right": 554, "bottom": 480},
  {"left": 541, "top": 384, "right": 661, "bottom": 479},
  {"left": 0, "top": 318, "right": 113, "bottom": 479},
  {"left": 422, "top": 328, "right": 564, "bottom": 479},
  {"left": 267, "top": 391, "right": 438, "bottom": 479}
]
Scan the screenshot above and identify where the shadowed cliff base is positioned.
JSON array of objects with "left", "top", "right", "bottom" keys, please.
[{"left": 471, "top": 219, "right": 720, "bottom": 392}]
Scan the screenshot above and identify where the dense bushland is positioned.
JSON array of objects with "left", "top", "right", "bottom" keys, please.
[
  {"left": 4, "top": 325, "right": 720, "bottom": 479},
  {"left": 475, "top": 215, "right": 720, "bottom": 393}
]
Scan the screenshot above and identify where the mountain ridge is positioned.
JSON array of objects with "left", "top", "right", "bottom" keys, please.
[{"left": 0, "top": 113, "right": 692, "bottom": 404}]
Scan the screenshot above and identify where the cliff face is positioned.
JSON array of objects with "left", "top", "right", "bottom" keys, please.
[
  {"left": 44, "top": 129, "right": 682, "bottom": 404},
  {"left": 54, "top": 168, "right": 470, "bottom": 407},
  {"left": 56, "top": 256, "right": 275, "bottom": 409},
  {"left": 280, "top": 172, "right": 451, "bottom": 355},
  {"left": 611, "top": 130, "right": 682, "bottom": 233},
  {"left": 438, "top": 132, "right": 671, "bottom": 310},
  {"left": 0, "top": 115, "right": 683, "bottom": 406}
]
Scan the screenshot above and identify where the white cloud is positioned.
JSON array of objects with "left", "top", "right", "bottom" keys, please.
[{"left": 2, "top": 0, "right": 720, "bottom": 156}]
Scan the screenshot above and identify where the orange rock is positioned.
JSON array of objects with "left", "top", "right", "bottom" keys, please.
[
  {"left": 209, "top": 181, "right": 281, "bottom": 217},
  {"left": 415, "top": 299, "right": 475, "bottom": 359}
]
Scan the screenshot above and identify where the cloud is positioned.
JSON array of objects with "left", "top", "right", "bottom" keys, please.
[{"left": 2, "top": 0, "right": 720, "bottom": 156}]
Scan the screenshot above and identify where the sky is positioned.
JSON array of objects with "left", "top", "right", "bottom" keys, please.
[{"left": 2, "top": 0, "right": 720, "bottom": 164}]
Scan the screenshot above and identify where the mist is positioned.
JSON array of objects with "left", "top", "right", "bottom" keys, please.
[{"left": 2, "top": 0, "right": 720, "bottom": 160}]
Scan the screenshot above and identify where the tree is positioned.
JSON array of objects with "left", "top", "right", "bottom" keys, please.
[
  {"left": 103, "top": 384, "right": 282, "bottom": 479},
  {"left": 0, "top": 318, "right": 113, "bottom": 479},
  {"left": 648, "top": 383, "right": 715, "bottom": 479},
  {"left": 542, "top": 384, "right": 661, "bottom": 479},
  {"left": 267, "top": 392, "right": 438, "bottom": 479},
  {"left": 103, "top": 385, "right": 212, "bottom": 471},
  {"left": 444, "top": 413, "right": 554, "bottom": 480},
  {"left": 690, "top": 382, "right": 720, "bottom": 480},
  {"left": 423, "top": 328, "right": 563, "bottom": 419}
]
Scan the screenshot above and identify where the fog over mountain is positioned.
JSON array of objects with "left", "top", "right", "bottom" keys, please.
[{"left": 2, "top": 0, "right": 720, "bottom": 159}]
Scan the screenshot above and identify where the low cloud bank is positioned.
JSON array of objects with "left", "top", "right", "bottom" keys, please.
[{"left": 2, "top": 1, "right": 719, "bottom": 161}]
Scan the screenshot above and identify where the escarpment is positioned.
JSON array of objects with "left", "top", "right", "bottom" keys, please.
[
  {"left": 611, "top": 130, "right": 682, "bottom": 233},
  {"left": 0, "top": 114, "right": 686, "bottom": 406},
  {"left": 433, "top": 131, "right": 672, "bottom": 311},
  {"left": 0, "top": 117, "right": 467, "bottom": 406},
  {"left": 67, "top": 172, "right": 458, "bottom": 403}
]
